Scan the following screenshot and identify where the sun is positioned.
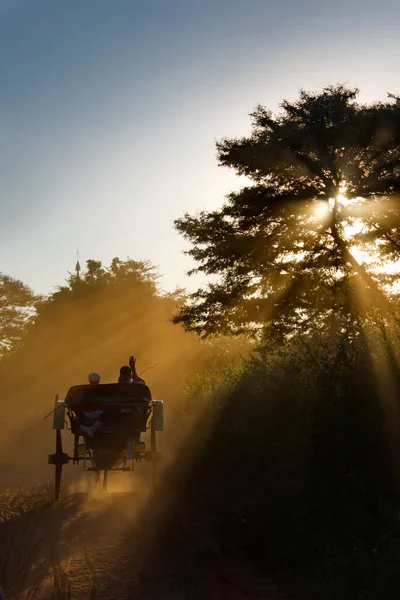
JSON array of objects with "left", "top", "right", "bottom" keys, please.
[
  {"left": 314, "top": 200, "right": 330, "bottom": 220},
  {"left": 337, "top": 193, "right": 351, "bottom": 206},
  {"left": 313, "top": 187, "right": 351, "bottom": 220},
  {"left": 336, "top": 182, "right": 351, "bottom": 206}
]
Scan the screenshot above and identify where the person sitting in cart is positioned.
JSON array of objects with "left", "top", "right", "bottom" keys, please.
[
  {"left": 80, "top": 372, "right": 104, "bottom": 436},
  {"left": 117, "top": 356, "right": 146, "bottom": 459},
  {"left": 118, "top": 356, "right": 146, "bottom": 385},
  {"left": 88, "top": 372, "right": 101, "bottom": 385}
]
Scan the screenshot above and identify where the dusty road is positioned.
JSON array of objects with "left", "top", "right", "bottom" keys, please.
[{"left": 0, "top": 476, "right": 286, "bottom": 600}]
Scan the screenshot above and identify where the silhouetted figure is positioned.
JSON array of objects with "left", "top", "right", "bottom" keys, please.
[
  {"left": 81, "top": 373, "right": 104, "bottom": 434},
  {"left": 118, "top": 356, "right": 145, "bottom": 385}
]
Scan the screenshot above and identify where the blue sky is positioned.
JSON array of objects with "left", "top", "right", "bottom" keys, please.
[{"left": 1, "top": 0, "right": 399, "bottom": 294}]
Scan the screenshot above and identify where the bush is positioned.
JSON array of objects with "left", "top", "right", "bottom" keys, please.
[{"left": 180, "top": 331, "right": 400, "bottom": 599}]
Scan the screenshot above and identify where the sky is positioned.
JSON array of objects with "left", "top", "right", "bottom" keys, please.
[{"left": 1, "top": 0, "right": 399, "bottom": 295}]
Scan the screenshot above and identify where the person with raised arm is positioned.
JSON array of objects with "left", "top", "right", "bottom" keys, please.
[{"left": 118, "top": 356, "right": 145, "bottom": 385}]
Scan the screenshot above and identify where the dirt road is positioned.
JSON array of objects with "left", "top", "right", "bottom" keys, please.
[{"left": 0, "top": 476, "right": 286, "bottom": 600}]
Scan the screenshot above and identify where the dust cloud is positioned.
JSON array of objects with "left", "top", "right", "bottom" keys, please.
[{"left": 0, "top": 276, "right": 246, "bottom": 488}]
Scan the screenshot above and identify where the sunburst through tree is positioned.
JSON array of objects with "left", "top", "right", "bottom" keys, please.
[{"left": 174, "top": 85, "right": 400, "bottom": 339}]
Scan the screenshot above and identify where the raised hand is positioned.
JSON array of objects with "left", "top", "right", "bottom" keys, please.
[{"left": 129, "top": 355, "right": 136, "bottom": 371}]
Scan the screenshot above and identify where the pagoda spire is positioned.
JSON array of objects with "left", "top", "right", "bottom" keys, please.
[{"left": 75, "top": 251, "right": 81, "bottom": 280}]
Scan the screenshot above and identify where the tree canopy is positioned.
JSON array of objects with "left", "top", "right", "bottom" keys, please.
[
  {"left": 0, "top": 257, "right": 248, "bottom": 431},
  {"left": 174, "top": 85, "right": 400, "bottom": 337},
  {"left": 0, "top": 274, "right": 37, "bottom": 358}
]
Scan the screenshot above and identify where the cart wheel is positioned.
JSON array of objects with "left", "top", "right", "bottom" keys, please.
[
  {"left": 55, "top": 429, "right": 63, "bottom": 501},
  {"left": 103, "top": 470, "right": 108, "bottom": 491},
  {"left": 151, "top": 429, "right": 158, "bottom": 490}
]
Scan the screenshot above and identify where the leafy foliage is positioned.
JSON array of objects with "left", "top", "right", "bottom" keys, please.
[
  {"left": 180, "top": 331, "right": 400, "bottom": 599},
  {"left": 174, "top": 86, "right": 400, "bottom": 337},
  {"left": 37, "top": 257, "right": 158, "bottom": 315},
  {"left": 0, "top": 274, "right": 37, "bottom": 358}
]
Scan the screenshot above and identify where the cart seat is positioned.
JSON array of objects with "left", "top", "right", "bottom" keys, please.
[
  {"left": 66, "top": 383, "right": 152, "bottom": 434},
  {"left": 65, "top": 383, "right": 152, "bottom": 408}
]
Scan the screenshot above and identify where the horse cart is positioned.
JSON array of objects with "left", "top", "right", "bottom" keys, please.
[{"left": 48, "top": 383, "right": 163, "bottom": 500}]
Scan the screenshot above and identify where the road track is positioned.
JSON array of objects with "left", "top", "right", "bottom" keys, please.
[{"left": 0, "top": 482, "right": 289, "bottom": 600}]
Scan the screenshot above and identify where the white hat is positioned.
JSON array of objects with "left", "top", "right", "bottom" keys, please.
[{"left": 88, "top": 372, "right": 101, "bottom": 384}]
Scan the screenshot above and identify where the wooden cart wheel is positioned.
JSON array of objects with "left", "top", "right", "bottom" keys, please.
[{"left": 55, "top": 429, "right": 63, "bottom": 501}]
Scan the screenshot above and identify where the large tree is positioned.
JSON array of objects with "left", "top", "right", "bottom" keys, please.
[
  {"left": 0, "top": 274, "right": 37, "bottom": 357},
  {"left": 174, "top": 86, "right": 400, "bottom": 337}
]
